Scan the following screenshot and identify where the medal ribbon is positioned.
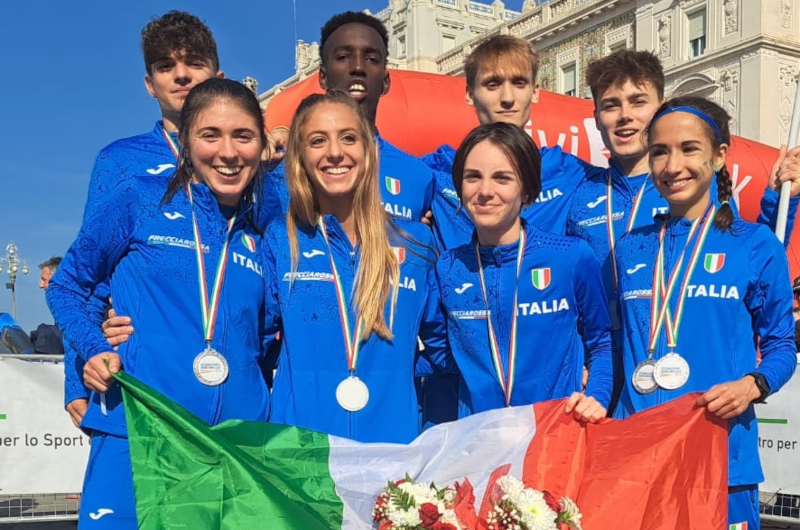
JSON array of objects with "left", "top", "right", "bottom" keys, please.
[
  {"left": 317, "top": 217, "right": 365, "bottom": 373},
  {"left": 647, "top": 205, "right": 716, "bottom": 353},
  {"left": 187, "top": 185, "right": 237, "bottom": 346},
  {"left": 606, "top": 170, "right": 648, "bottom": 292},
  {"left": 475, "top": 227, "right": 525, "bottom": 407},
  {"left": 161, "top": 127, "right": 181, "bottom": 160}
]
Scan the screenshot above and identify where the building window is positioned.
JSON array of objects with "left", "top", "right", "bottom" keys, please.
[
  {"left": 398, "top": 36, "right": 406, "bottom": 58},
  {"left": 442, "top": 34, "right": 456, "bottom": 53},
  {"left": 688, "top": 10, "right": 707, "bottom": 59},
  {"left": 562, "top": 63, "right": 577, "bottom": 97},
  {"left": 609, "top": 41, "right": 627, "bottom": 54}
]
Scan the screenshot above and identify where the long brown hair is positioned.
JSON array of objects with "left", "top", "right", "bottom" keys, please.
[{"left": 284, "top": 90, "right": 399, "bottom": 340}]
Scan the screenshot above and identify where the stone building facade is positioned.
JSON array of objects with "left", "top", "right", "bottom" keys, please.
[{"left": 258, "top": 0, "right": 800, "bottom": 146}]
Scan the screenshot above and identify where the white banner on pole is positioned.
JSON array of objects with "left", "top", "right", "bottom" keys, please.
[
  {"left": 757, "top": 355, "right": 800, "bottom": 495},
  {"left": 0, "top": 357, "right": 89, "bottom": 494}
]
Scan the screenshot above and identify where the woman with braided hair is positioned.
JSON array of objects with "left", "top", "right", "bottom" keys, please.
[{"left": 613, "top": 96, "right": 797, "bottom": 529}]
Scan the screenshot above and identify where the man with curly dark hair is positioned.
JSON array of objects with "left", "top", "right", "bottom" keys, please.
[{"left": 59, "top": 12, "right": 222, "bottom": 528}]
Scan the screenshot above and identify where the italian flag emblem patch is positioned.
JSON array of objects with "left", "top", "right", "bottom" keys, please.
[
  {"left": 392, "top": 246, "right": 406, "bottom": 264},
  {"left": 241, "top": 234, "right": 256, "bottom": 253},
  {"left": 531, "top": 268, "right": 551, "bottom": 290},
  {"left": 729, "top": 523, "right": 747, "bottom": 530},
  {"left": 704, "top": 253, "right": 725, "bottom": 274},
  {"left": 385, "top": 176, "right": 401, "bottom": 195}
]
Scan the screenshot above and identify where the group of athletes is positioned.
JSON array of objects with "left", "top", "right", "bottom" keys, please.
[{"left": 44, "top": 8, "right": 800, "bottom": 529}]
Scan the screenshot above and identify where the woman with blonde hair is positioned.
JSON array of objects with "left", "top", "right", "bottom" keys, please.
[{"left": 263, "top": 90, "right": 452, "bottom": 443}]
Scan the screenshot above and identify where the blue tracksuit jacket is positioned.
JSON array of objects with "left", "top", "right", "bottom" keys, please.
[
  {"left": 262, "top": 133, "right": 435, "bottom": 227},
  {"left": 48, "top": 178, "right": 271, "bottom": 437},
  {"left": 566, "top": 159, "right": 798, "bottom": 329},
  {"left": 615, "top": 217, "right": 797, "bottom": 486},
  {"left": 63, "top": 122, "right": 180, "bottom": 406},
  {"left": 421, "top": 144, "right": 591, "bottom": 251},
  {"left": 264, "top": 216, "right": 451, "bottom": 443},
  {"left": 436, "top": 222, "right": 613, "bottom": 417}
]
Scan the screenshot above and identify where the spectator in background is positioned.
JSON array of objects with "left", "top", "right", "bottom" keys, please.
[
  {"left": 37, "top": 256, "right": 88, "bottom": 427},
  {"left": 31, "top": 257, "right": 65, "bottom": 355},
  {"left": 38, "top": 256, "right": 62, "bottom": 290}
]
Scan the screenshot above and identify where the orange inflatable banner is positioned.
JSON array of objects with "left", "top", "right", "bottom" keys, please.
[{"left": 265, "top": 69, "right": 800, "bottom": 277}]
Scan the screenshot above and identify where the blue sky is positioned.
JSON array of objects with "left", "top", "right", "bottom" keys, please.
[{"left": 0, "top": 0, "right": 523, "bottom": 330}]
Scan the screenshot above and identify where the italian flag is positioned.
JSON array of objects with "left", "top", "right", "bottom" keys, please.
[
  {"left": 704, "top": 253, "right": 726, "bottom": 274},
  {"left": 385, "top": 176, "right": 401, "bottom": 195},
  {"left": 116, "top": 372, "right": 728, "bottom": 530}
]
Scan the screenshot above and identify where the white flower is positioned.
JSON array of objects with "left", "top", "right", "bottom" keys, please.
[
  {"left": 441, "top": 508, "right": 464, "bottom": 529},
  {"left": 398, "top": 481, "right": 434, "bottom": 503},
  {"left": 516, "top": 489, "right": 558, "bottom": 530},
  {"left": 559, "top": 497, "right": 583, "bottom": 530},
  {"left": 387, "top": 507, "right": 422, "bottom": 527},
  {"left": 497, "top": 475, "right": 525, "bottom": 502}
]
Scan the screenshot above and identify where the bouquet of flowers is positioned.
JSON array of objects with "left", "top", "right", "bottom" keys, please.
[
  {"left": 372, "top": 475, "right": 469, "bottom": 530},
  {"left": 486, "top": 475, "right": 582, "bottom": 530}
]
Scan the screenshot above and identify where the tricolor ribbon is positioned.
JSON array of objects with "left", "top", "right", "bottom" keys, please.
[
  {"left": 606, "top": 170, "right": 648, "bottom": 292},
  {"left": 475, "top": 227, "right": 526, "bottom": 407},
  {"left": 318, "top": 217, "right": 365, "bottom": 374},
  {"left": 188, "top": 185, "right": 237, "bottom": 347},
  {"left": 161, "top": 127, "right": 181, "bottom": 161},
  {"left": 647, "top": 205, "right": 716, "bottom": 354}
]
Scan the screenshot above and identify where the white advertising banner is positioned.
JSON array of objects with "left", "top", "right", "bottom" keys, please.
[
  {"left": 757, "top": 356, "right": 800, "bottom": 495},
  {"left": 0, "top": 357, "right": 89, "bottom": 494}
]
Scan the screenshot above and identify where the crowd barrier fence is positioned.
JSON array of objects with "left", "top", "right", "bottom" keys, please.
[{"left": 2, "top": 354, "right": 800, "bottom": 526}]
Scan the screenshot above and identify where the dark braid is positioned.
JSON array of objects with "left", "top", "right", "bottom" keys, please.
[
  {"left": 715, "top": 165, "right": 735, "bottom": 231},
  {"left": 648, "top": 96, "right": 734, "bottom": 231}
]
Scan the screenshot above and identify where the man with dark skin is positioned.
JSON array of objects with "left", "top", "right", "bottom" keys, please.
[{"left": 262, "top": 11, "right": 434, "bottom": 226}]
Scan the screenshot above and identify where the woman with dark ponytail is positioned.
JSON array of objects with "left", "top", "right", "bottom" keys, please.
[
  {"left": 613, "top": 96, "right": 796, "bottom": 530},
  {"left": 46, "top": 79, "right": 272, "bottom": 528}
]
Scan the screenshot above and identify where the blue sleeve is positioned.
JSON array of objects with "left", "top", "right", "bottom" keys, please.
[
  {"left": 46, "top": 178, "right": 138, "bottom": 361},
  {"left": 258, "top": 232, "right": 283, "bottom": 378},
  {"left": 746, "top": 226, "right": 797, "bottom": 394},
  {"left": 420, "top": 145, "right": 456, "bottom": 174},
  {"left": 574, "top": 241, "right": 614, "bottom": 408},
  {"left": 63, "top": 340, "right": 88, "bottom": 406},
  {"left": 83, "top": 150, "right": 122, "bottom": 223},
  {"left": 418, "top": 262, "right": 457, "bottom": 376},
  {"left": 757, "top": 187, "right": 799, "bottom": 247},
  {"left": 62, "top": 284, "right": 109, "bottom": 405}
]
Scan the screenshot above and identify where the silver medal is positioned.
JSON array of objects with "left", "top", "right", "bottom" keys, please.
[
  {"left": 632, "top": 359, "right": 658, "bottom": 394},
  {"left": 653, "top": 353, "right": 690, "bottom": 390},
  {"left": 336, "top": 376, "right": 369, "bottom": 412},
  {"left": 193, "top": 347, "right": 229, "bottom": 386}
]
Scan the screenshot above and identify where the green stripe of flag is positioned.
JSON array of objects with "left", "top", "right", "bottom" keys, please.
[
  {"left": 757, "top": 418, "right": 788, "bottom": 425},
  {"left": 0, "top": 414, "right": 6, "bottom": 420},
  {"left": 115, "top": 371, "right": 342, "bottom": 530}
]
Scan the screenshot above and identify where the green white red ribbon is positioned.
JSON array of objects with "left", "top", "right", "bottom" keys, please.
[
  {"left": 475, "top": 227, "right": 526, "bottom": 407},
  {"left": 648, "top": 205, "right": 716, "bottom": 353},
  {"left": 317, "top": 217, "right": 365, "bottom": 373},
  {"left": 188, "top": 185, "right": 237, "bottom": 346},
  {"left": 606, "top": 171, "right": 648, "bottom": 293}
]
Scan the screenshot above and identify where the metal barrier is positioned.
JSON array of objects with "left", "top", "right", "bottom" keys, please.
[
  {"left": 0, "top": 354, "right": 80, "bottom": 525},
  {"left": 761, "top": 490, "right": 800, "bottom": 526},
  {"left": 0, "top": 493, "right": 80, "bottom": 524}
]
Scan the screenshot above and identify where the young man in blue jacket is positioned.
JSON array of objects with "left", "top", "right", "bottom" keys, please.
[
  {"left": 422, "top": 35, "right": 589, "bottom": 250},
  {"left": 62, "top": 10, "right": 223, "bottom": 432},
  {"left": 565, "top": 50, "right": 800, "bottom": 333},
  {"left": 262, "top": 11, "right": 435, "bottom": 226}
]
